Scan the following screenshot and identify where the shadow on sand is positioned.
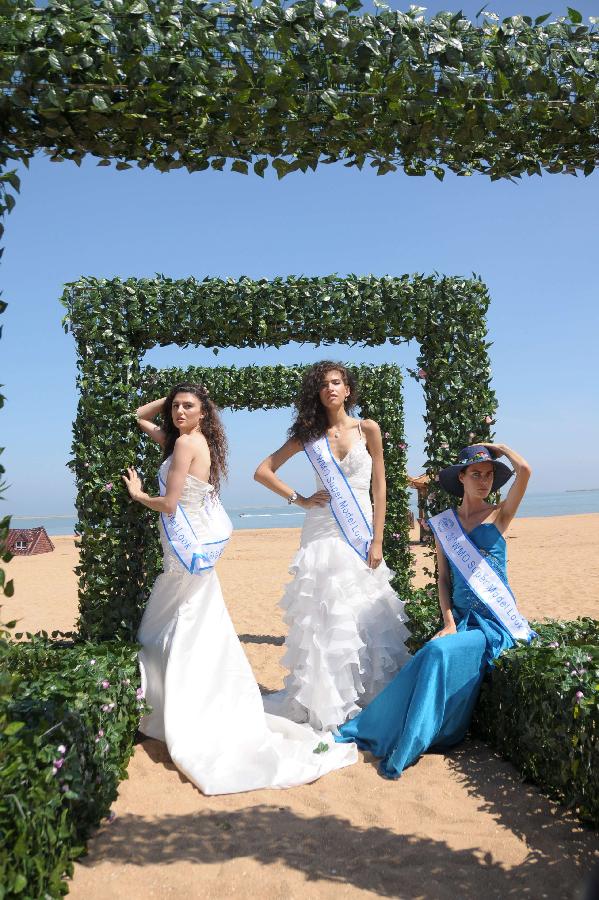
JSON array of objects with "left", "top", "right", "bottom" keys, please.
[
  {"left": 79, "top": 737, "right": 599, "bottom": 900},
  {"left": 445, "top": 738, "right": 599, "bottom": 897}
]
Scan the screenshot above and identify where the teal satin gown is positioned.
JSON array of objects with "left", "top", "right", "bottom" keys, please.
[{"left": 335, "top": 523, "right": 514, "bottom": 777}]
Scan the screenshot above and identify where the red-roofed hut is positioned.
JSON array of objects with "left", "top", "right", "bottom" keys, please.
[{"left": 7, "top": 527, "right": 55, "bottom": 555}]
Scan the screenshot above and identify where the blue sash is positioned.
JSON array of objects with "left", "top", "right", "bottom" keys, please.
[
  {"left": 429, "top": 508, "right": 536, "bottom": 643},
  {"left": 158, "top": 471, "right": 232, "bottom": 575},
  {"left": 304, "top": 435, "right": 372, "bottom": 561}
]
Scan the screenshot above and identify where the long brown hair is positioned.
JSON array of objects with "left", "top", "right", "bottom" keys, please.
[
  {"left": 162, "top": 383, "right": 228, "bottom": 494},
  {"left": 288, "top": 361, "right": 359, "bottom": 445}
]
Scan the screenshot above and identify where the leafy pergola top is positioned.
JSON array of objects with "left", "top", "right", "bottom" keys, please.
[{"left": 1, "top": 0, "right": 598, "bottom": 207}]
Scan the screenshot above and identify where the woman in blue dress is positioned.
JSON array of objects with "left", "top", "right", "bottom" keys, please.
[{"left": 336, "top": 441, "right": 533, "bottom": 777}]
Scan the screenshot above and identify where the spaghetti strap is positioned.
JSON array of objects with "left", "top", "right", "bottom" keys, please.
[{"left": 357, "top": 420, "right": 363, "bottom": 439}]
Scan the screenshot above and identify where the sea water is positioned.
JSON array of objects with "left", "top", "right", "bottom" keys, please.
[{"left": 9, "top": 490, "right": 599, "bottom": 536}]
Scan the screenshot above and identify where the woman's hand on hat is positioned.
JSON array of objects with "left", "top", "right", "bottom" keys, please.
[{"left": 478, "top": 442, "right": 504, "bottom": 459}]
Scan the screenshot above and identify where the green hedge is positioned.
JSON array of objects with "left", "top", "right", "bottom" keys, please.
[
  {"left": 473, "top": 618, "right": 599, "bottom": 827},
  {"left": 405, "top": 591, "right": 599, "bottom": 826},
  {"left": 62, "top": 273, "right": 496, "bottom": 642},
  {"left": 0, "top": 633, "right": 143, "bottom": 899}
]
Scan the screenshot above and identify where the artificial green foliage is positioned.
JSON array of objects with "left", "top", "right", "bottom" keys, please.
[
  {"left": 0, "top": 634, "right": 143, "bottom": 899},
  {"left": 474, "top": 619, "right": 599, "bottom": 827},
  {"left": 405, "top": 603, "right": 599, "bottom": 826},
  {"left": 404, "top": 583, "right": 442, "bottom": 652},
  {"left": 1, "top": 0, "right": 599, "bottom": 197},
  {"left": 62, "top": 272, "right": 496, "bottom": 641}
]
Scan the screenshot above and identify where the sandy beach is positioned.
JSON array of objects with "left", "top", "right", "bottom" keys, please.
[{"left": 5, "top": 514, "right": 599, "bottom": 899}]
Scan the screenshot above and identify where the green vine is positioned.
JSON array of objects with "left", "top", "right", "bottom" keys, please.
[
  {"left": 1, "top": 1, "right": 598, "bottom": 186},
  {"left": 62, "top": 272, "right": 496, "bottom": 641}
]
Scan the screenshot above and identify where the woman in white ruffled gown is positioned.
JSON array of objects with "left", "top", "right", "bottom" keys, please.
[
  {"left": 255, "top": 362, "right": 411, "bottom": 733},
  {"left": 122, "top": 383, "right": 356, "bottom": 795}
]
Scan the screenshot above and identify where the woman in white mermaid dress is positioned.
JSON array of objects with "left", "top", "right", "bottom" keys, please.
[
  {"left": 256, "top": 362, "right": 411, "bottom": 732},
  {"left": 123, "top": 383, "right": 357, "bottom": 796}
]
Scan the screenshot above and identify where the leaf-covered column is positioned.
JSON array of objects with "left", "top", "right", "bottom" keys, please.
[
  {"left": 358, "top": 365, "right": 413, "bottom": 600},
  {"left": 64, "top": 281, "right": 144, "bottom": 641},
  {"left": 416, "top": 277, "right": 497, "bottom": 520}
]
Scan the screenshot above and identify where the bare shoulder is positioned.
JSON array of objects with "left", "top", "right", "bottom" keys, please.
[
  {"left": 174, "top": 433, "right": 208, "bottom": 453},
  {"left": 360, "top": 418, "right": 381, "bottom": 436},
  {"left": 360, "top": 419, "right": 382, "bottom": 446}
]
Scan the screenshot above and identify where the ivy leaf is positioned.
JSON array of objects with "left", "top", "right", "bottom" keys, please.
[
  {"left": 12, "top": 874, "right": 27, "bottom": 893},
  {"left": 128, "top": 0, "right": 149, "bottom": 14},
  {"left": 320, "top": 89, "right": 340, "bottom": 112},
  {"left": 272, "top": 158, "right": 290, "bottom": 179},
  {"left": 91, "top": 95, "right": 110, "bottom": 112},
  {"left": 4, "top": 720, "right": 25, "bottom": 736},
  {"left": 567, "top": 7, "right": 582, "bottom": 23}
]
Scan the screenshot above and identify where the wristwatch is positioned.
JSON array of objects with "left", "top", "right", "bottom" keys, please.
[{"left": 288, "top": 491, "right": 298, "bottom": 504}]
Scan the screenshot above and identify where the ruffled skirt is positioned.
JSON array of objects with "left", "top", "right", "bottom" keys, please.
[{"left": 263, "top": 533, "right": 411, "bottom": 733}]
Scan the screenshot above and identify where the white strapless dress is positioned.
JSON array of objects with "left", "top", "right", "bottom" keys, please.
[
  {"left": 137, "top": 460, "right": 357, "bottom": 796},
  {"left": 263, "top": 439, "right": 411, "bottom": 732}
]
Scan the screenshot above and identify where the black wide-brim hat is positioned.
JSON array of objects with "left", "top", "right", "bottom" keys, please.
[{"left": 438, "top": 445, "right": 514, "bottom": 498}]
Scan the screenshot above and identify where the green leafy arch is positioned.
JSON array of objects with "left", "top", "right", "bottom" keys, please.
[{"left": 62, "top": 272, "right": 496, "bottom": 640}]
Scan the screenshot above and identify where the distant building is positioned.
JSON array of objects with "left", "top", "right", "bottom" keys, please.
[{"left": 7, "top": 527, "right": 55, "bottom": 556}]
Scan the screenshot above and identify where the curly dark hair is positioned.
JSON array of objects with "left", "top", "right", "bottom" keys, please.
[
  {"left": 288, "top": 361, "right": 359, "bottom": 445},
  {"left": 162, "top": 383, "right": 228, "bottom": 495}
]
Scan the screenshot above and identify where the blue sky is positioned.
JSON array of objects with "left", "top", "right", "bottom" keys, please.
[{"left": 3, "top": 2, "right": 599, "bottom": 514}]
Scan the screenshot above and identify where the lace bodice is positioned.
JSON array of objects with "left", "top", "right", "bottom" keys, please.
[
  {"left": 303, "top": 438, "right": 373, "bottom": 546},
  {"left": 313, "top": 438, "right": 372, "bottom": 493}
]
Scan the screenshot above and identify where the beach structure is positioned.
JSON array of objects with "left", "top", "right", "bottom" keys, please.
[
  {"left": 408, "top": 474, "right": 430, "bottom": 544},
  {"left": 7, "top": 527, "right": 54, "bottom": 556}
]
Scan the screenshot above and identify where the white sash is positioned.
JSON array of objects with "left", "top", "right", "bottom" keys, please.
[
  {"left": 158, "top": 471, "right": 232, "bottom": 575},
  {"left": 428, "top": 508, "right": 535, "bottom": 643},
  {"left": 304, "top": 435, "right": 372, "bottom": 561}
]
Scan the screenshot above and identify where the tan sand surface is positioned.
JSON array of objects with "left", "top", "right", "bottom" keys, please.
[{"left": 4, "top": 514, "right": 599, "bottom": 898}]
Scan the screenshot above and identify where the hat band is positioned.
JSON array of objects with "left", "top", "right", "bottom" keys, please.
[{"left": 460, "top": 452, "right": 490, "bottom": 465}]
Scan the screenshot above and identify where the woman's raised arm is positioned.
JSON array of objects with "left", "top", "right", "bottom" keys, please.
[
  {"left": 481, "top": 443, "right": 532, "bottom": 532},
  {"left": 136, "top": 397, "right": 167, "bottom": 447}
]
